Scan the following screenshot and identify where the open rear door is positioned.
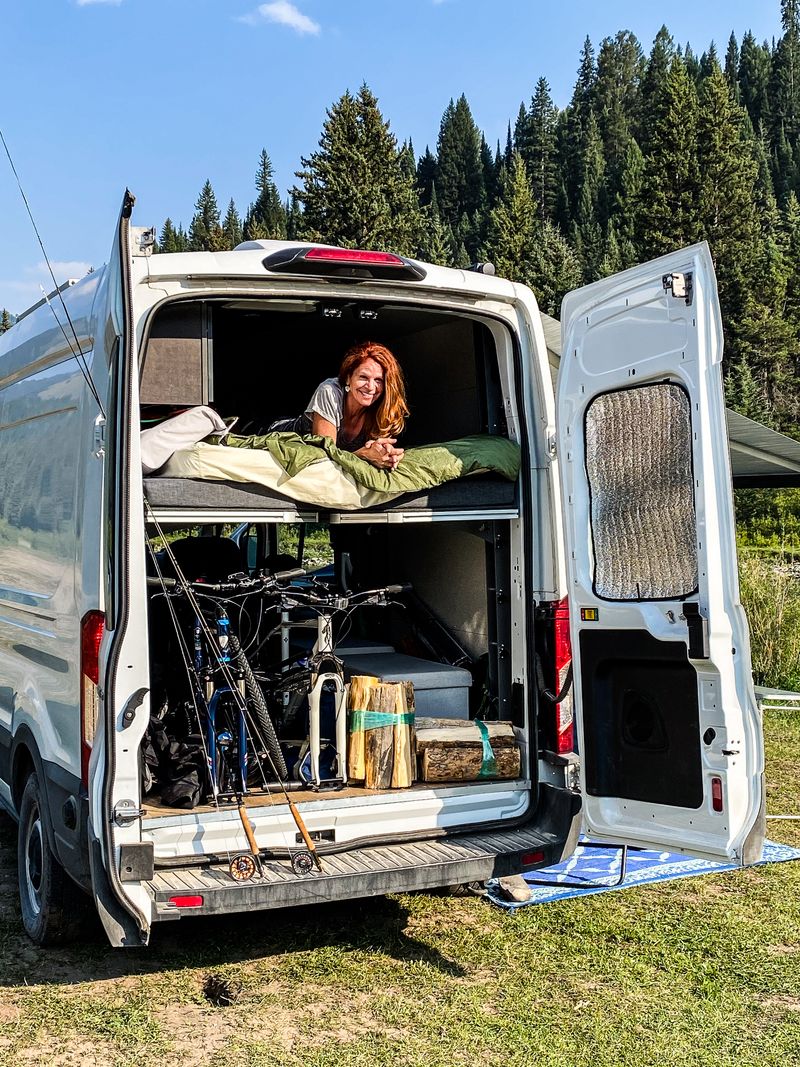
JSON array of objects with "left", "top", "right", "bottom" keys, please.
[
  {"left": 558, "top": 242, "right": 764, "bottom": 865},
  {"left": 88, "top": 191, "right": 153, "bottom": 945}
]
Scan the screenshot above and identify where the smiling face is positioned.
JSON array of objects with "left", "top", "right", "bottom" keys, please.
[{"left": 347, "top": 357, "right": 385, "bottom": 409}]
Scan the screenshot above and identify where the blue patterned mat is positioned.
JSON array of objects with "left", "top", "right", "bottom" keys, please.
[{"left": 487, "top": 838, "right": 800, "bottom": 909}]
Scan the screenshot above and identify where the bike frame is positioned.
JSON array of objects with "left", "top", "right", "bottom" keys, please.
[{"left": 306, "top": 611, "right": 348, "bottom": 788}]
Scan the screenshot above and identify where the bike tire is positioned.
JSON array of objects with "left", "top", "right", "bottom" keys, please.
[{"left": 229, "top": 634, "right": 289, "bottom": 781}]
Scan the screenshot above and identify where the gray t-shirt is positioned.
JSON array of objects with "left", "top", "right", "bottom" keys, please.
[
  {"left": 300, "top": 377, "right": 368, "bottom": 451},
  {"left": 306, "top": 377, "right": 345, "bottom": 428}
]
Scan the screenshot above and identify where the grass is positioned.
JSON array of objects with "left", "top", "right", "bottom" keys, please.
[
  {"left": 738, "top": 550, "right": 800, "bottom": 691},
  {"left": 0, "top": 709, "right": 798, "bottom": 1066}
]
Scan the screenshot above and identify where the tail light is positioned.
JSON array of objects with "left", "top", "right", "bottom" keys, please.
[
  {"left": 553, "top": 597, "right": 574, "bottom": 754},
  {"left": 80, "top": 610, "right": 105, "bottom": 788},
  {"left": 711, "top": 776, "right": 724, "bottom": 813},
  {"left": 261, "top": 245, "right": 427, "bottom": 281}
]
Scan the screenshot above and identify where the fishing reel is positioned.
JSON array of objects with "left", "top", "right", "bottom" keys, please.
[
  {"left": 229, "top": 853, "right": 259, "bottom": 881},
  {"left": 291, "top": 850, "right": 315, "bottom": 876}
]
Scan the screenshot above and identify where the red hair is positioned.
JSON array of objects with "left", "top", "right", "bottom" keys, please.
[{"left": 339, "top": 342, "right": 409, "bottom": 439}]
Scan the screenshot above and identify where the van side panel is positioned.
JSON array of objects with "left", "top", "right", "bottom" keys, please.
[{"left": 0, "top": 272, "right": 106, "bottom": 887}]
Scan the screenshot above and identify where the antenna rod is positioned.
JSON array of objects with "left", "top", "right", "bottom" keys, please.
[{"left": 0, "top": 127, "right": 106, "bottom": 417}]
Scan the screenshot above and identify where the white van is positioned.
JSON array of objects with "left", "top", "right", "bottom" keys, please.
[{"left": 0, "top": 192, "right": 764, "bottom": 947}]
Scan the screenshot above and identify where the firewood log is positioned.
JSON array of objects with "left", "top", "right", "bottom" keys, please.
[
  {"left": 347, "top": 675, "right": 380, "bottom": 782},
  {"left": 389, "top": 680, "right": 415, "bottom": 788},
  {"left": 364, "top": 683, "right": 398, "bottom": 790}
]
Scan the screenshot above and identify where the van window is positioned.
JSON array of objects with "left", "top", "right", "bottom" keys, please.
[{"left": 585, "top": 382, "right": 698, "bottom": 601}]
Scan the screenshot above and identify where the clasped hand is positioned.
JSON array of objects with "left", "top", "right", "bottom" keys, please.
[{"left": 362, "top": 437, "right": 404, "bottom": 470}]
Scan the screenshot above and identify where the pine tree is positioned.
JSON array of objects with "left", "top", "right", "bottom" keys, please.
[
  {"left": 699, "top": 42, "right": 719, "bottom": 80},
  {"left": 561, "top": 36, "right": 597, "bottom": 219},
  {"left": 597, "top": 221, "right": 623, "bottom": 278},
  {"left": 725, "top": 32, "right": 741, "bottom": 101},
  {"left": 751, "top": 118, "right": 778, "bottom": 214},
  {"left": 724, "top": 354, "right": 773, "bottom": 423},
  {"left": 485, "top": 153, "right": 538, "bottom": 282},
  {"left": 480, "top": 135, "right": 500, "bottom": 208},
  {"left": 593, "top": 30, "right": 645, "bottom": 185},
  {"left": 781, "top": 191, "right": 800, "bottom": 326},
  {"left": 639, "top": 26, "right": 676, "bottom": 152},
  {"left": 771, "top": 1, "right": 800, "bottom": 142},
  {"left": 573, "top": 111, "right": 606, "bottom": 279},
  {"left": 285, "top": 193, "right": 303, "bottom": 240},
  {"left": 527, "top": 78, "right": 559, "bottom": 221},
  {"left": 415, "top": 146, "right": 437, "bottom": 207},
  {"left": 696, "top": 62, "right": 761, "bottom": 314},
  {"left": 0, "top": 309, "right": 13, "bottom": 334},
  {"left": 435, "top": 95, "right": 486, "bottom": 250},
  {"left": 244, "top": 149, "right": 286, "bottom": 241},
  {"left": 486, "top": 153, "right": 581, "bottom": 315},
  {"left": 450, "top": 237, "right": 470, "bottom": 268},
  {"left": 638, "top": 56, "right": 700, "bottom": 257},
  {"left": 773, "top": 123, "right": 797, "bottom": 204},
  {"left": 416, "top": 185, "right": 452, "bottom": 265},
  {"left": 294, "top": 84, "right": 422, "bottom": 254},
  {"left": 159, "top": 218, "right": 188, "bottom": 253},
  {"left": 188, "top": 180, "right": 225, "bottom": 252},
  {"left": 399, "top": 139, "right": 416, "bottom": 183},
  {"left": 503, "top": 122, "right": 514, "bottom": 167},
  {"left": 611, "top": 136, "right": 645, "bottom": 268},
  {"left": 513, "top": 102, "right": 531, "bottom": 163},
  {"left": 222, "top": 199, "right": 243, "bottom": 249},
  {"left": 739, "top": 31, "right": 772, "bottom": 132},
  {"left": 682, "top": 43, "right": 702, "bottom": 85},
  {"left": 530, "top": 220, "right": 583, "bottom": 315},
  {"left": 159, "top": 218, "right": 176, "bottom": 253}
]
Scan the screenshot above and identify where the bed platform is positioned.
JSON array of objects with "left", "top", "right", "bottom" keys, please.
[{"left": 143, "top": 473, "right": 519, "bottom": 524}]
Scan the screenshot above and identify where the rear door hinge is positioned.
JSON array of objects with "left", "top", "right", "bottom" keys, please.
[
  {"left": 93, "top": 414, "right": 106, "bottom": 458},
  {"left": 132, "top": 226, "right": 156, "bottom": 257},
  {"left": 663, "top": 271, "right": 693, "bottom": 305}
]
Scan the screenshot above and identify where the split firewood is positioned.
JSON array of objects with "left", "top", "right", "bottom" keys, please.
[
  {"left": 388, "top": 680, "right": 415, "bottom": 789},
  {"left": 347, "top": 675, "right": 380, "bottom": 782},
  {"left": 364, "top": 683, "right": 398, "bottom": 790}
]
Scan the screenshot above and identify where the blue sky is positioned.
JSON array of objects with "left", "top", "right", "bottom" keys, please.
[{"left": 0, "top": 0, "right": 785, "bottom": 314}]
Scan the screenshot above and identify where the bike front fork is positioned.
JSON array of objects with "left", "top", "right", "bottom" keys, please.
[{"left": 307, "top": 671, "right": 348, "bottom": 787}]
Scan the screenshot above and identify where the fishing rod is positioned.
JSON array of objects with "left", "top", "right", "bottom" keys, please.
[{"left": 146, "top": 506, "right": 324, "bottom": 876}]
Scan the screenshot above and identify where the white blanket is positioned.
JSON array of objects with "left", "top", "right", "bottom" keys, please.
[{"left": 140, "top": 407, "right": 227, "bottom": 474}]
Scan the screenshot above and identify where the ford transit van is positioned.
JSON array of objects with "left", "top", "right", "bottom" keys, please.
[{"left": 0, "top": 192, "right": 764, "bottom": 946}]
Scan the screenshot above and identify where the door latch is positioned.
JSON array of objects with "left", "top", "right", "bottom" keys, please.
[
  {"left": 113, "top": 799, "right": 145, "bottom": 827},
  {"left": 663, "top": 271, "right": 693, "bottom": 305},
  {"left": 681, "top": 602, "right": 709, "bottom": 659}
]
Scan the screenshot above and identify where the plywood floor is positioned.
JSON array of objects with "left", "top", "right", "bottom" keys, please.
[{"left": 142, "top": 778, "right": 517, "bottom": 818}]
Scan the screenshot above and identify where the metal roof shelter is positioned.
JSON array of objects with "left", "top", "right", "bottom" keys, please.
[{"left": 540, "top": 311, "right": 800, "bottom": 489}]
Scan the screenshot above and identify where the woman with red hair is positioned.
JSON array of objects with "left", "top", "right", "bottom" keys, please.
[{"left": 273, "top": 342, "right": 408, "bottom": 470}]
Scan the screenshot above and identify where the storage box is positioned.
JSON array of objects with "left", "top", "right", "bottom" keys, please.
[
  {"left": 340, "top": 652, "right": 472, "bottom": 719},
  {"left": 415, "top": 718, "right": 520, "bottom": 782}
]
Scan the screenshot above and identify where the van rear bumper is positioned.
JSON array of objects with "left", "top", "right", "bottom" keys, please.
[{"left": 148, "top": 799, "right": 580, "bottom": 920}]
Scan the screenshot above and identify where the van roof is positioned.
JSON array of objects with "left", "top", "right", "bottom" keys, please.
[{"left": 144, "top": 241, "right": 520, "bottom": 300}]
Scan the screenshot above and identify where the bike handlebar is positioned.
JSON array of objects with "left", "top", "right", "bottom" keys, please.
[
  {"left": 146, "top": 566, "right": 307, "bottom": 594},
  {"left": 384, "top": 583, "right": 413, "bottom": 596}
]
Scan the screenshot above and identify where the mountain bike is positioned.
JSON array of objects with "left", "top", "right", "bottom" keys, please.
[{"left": 263, "top": 579, "right": 412, "bottom": 788}]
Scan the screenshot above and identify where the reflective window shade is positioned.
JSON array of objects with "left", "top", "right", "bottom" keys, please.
[{"left": 585, "top": 383, "right": 698, "bottom": 600}]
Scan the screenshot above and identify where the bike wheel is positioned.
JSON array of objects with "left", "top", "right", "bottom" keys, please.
[{"left": 229, "top": 633, "right": 288, "bottom": 780}]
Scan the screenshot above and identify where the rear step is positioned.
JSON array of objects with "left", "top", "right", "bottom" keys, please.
[{"left": 149, "top": 824, "right": 565, "bottom": 918}]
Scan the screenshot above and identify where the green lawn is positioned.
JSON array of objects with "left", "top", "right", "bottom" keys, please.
[{"left": 0, "top": 709, "right": 798, "bottom": 1067}]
